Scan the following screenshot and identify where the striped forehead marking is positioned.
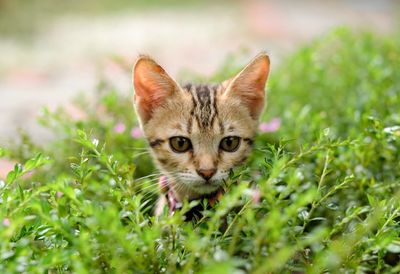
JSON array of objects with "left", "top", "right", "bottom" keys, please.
[{"left": 183, "top": 83, "right": 220, "bottom": 133}]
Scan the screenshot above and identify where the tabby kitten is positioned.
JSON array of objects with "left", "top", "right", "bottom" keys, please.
[{"left": 132, "top": 53, "right": 270, "bottom": 214}]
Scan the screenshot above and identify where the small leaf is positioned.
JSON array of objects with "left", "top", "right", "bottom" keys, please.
[
  {"left": 383, "top": 125, "right": 400, "bottom": 136},
  {"left": 6, "top": 170, "right": 17, "bottom": 184},
  {"left": 386, "top": 243, "right": 400, "bottom": 253},
  {"left": 326, "top": 203, "right": 339, "bottom": 211},
  {"left": 18, "top": 183, "right": 25, "bottom": 200},
  {"left": 24, "top": 158, "right": 36, "bottom": 171},
  {"left": 367, "top": 194, "right": 377, "bottom": 207},
  {"left": 24, "top": 153, "right": 50, "bottom": 172},
  {"left": 76, "top": 129, "right": 87, "bottom": 139},
  {"left": 310, "top": 217, "right": 327, "bottom": 222},
  {"left": 14, "top": 163, "right": 23, "bottom": 174}
]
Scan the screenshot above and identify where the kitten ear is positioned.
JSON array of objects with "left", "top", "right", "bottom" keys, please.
[
  {"left": 133, "top": 55, "right": 180, "bottom": 123},
  {"left": 224, "top": 53, "right": 270, "bottom": 119}
]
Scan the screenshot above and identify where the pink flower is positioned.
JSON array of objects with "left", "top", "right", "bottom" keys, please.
[
  {"left": 114, "top": 122, "right": 126, "bottom": 134},
  {"left": 251, "top": 189, "right": 261, "bottom": 204},
  {"left": 2, "top": 218, "right": 10, "bottom": 226},
  {"left": 130, "top": 127, "right": 142, "bottom": 139},
  {"left": 259, "top": 118, "right": 281, "bottom": 133},
  {"left": 56, "top": 191, "right": 64, "bottom": 198}
]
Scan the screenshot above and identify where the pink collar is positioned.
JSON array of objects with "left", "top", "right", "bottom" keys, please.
[{"left": 158, "top": 176, "right": 223, "bottom": 214}]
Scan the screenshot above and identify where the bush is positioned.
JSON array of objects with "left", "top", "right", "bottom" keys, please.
[{"left": 1, "top": 28, "right": 399, "bottom": 273}]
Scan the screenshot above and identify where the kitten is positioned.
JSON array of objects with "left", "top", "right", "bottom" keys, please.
[{"left": 132, "top": 53, "right": 270, "bottom": 215}]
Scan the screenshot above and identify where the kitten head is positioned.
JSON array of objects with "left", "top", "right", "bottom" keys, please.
[{"left": 132, "top": 54, "right": 270, "bottom": 199}]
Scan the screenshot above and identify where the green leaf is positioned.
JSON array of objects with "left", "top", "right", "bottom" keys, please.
[
  {"left": 17, "top": 183, "right": 25, "bottom": 200},
  {"left": 6, "top": 170, "right": 16, "bottom": 184},
  {"left": 386, "top": 243, "right": 400, "bottom": 253},
  {"left": 24, "top": 153, "right": 50, "bottom": 172},
  {"left": 6, "top": 163, "right": 23, "bottom": 183}
]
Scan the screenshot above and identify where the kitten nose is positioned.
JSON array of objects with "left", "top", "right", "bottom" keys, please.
[{"left": 196, "top": 168, "right": 217, "bottom": 181}]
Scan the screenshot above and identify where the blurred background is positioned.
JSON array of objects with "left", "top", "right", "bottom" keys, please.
[{"left": 0, "top": 0, "right": 399, "bottom": 144}]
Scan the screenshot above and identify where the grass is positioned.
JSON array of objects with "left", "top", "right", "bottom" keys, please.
[{"left": 1, "top": 28, "right": 400, "bottom": 273}]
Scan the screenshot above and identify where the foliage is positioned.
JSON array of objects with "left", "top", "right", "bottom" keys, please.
[{"left": 1, "top": 29, "right": 400, "bottom": 273}]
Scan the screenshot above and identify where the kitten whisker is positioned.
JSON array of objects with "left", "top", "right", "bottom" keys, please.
[
  {"left": 124, "top": 146, "right": 149, "bottom": 151},
  {"left": 134, "top": 177, "right": 162, "bottom": 186},
  {"left": 134, "top": 172, "right": 163, "bottom": 181},
  {"left": 132, "top": 151, "right": 152, "bottom": 158},
  {"left": 132, "top": 178, "right": 163, "bottom": 189},
  {"left": 139, "top": 182, "right": 162, "bottom": 193}
]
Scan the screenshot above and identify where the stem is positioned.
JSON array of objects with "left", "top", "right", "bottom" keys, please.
[
  {"left": 376, "top": 206, "right": 400, "bottom": 237},
  {"left": 222, "top": 199, "right": 252, "bottom": 239},
  {"left": 300, "top": 151, "right": 330, "bottom": 234}
]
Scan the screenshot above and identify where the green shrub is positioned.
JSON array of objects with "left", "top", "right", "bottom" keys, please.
[{"left": 1, "top": 28, "right": 399, "bottom": 273}]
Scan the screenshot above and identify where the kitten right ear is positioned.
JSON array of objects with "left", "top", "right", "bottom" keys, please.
[
  {"left": 133, "top": 55, "right": 179, "bottom": 123},
  {"left": 223, "top": 53, "right": 270, "bottom": 120}
]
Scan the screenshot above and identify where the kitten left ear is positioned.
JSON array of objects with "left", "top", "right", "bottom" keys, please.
[
  {"left": 223, "top": 53, "right": 270, "bottom": 119},
  {"left": 133, "top": 55, "right": 180, "bottom": 124}
]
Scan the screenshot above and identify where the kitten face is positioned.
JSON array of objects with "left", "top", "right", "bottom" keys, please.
[{"left": 132, "top": 54, "right": 270, "bottom": 199}]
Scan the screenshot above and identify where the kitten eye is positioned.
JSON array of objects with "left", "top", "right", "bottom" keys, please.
[
  {"left": 219, "top": 136, "right": 241, "bottom": 152},
  {"left": 169, "top": 136, "right": 192, "bottom": 153}
]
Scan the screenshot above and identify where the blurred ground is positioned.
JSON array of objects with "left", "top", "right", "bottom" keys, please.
[{"left": 0, "top": 0, "right": 399, "bottom": 145}]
